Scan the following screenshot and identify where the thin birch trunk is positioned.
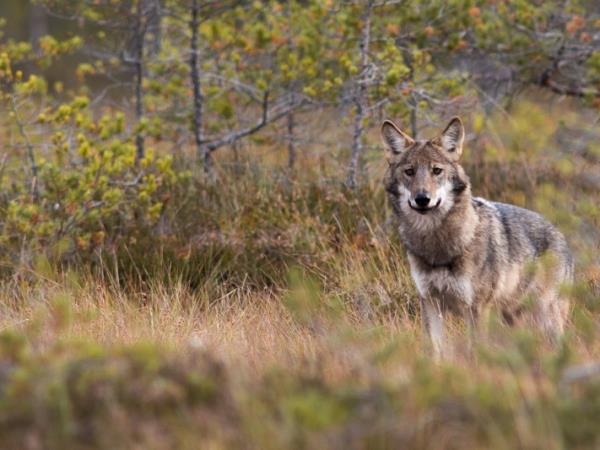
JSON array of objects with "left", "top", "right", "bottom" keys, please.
[
  {"left": 30, "top": 4, "right": 49, "bottom": 53},
  {"left": 148, "top": 0, "right": 162, "bottom": 56},
  {"left": 402, "top": 48, "right": 418, "bottom": 138},
  {"left": 134, "top": 0, "right": 146, "bottom": 163},
  {"left": 286, "top": 1, "right": 296, "bottom": 172},
  {"left": 190, "top": 0, "right": 211, "bottom": 174},
  {"left": 287, "top": 103, "right": 296, "bottom": 170},
  {"left": 347, "top": 0, "right": 373, "bottom": 189}
]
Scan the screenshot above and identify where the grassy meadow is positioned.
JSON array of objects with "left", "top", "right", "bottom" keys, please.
[{"left": 0, "top": 97, "right": 598, "bottom": 449}]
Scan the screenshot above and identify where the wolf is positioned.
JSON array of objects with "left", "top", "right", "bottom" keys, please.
[{"left": 380, "top": 117, "right": 574, "bottom": 358}]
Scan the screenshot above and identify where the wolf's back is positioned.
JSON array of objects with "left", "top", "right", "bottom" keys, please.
[{"left": 481, "top": 199, "right": 574, "bottom": 282}]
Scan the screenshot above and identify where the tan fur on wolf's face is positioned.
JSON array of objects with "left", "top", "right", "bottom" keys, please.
[{"left": 381, "top": 118, "right": 466, "bottom": 216}]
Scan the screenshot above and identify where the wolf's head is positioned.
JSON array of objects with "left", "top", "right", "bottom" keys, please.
[{"left": 381, "top": 118, "right": 469, "bottom": 222}]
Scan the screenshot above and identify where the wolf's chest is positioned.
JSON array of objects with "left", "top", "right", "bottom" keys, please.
[{"left": 409, "top": 265, "right": 473, "bottom": 307}]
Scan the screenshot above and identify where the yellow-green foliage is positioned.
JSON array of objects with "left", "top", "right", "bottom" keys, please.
[{"left": 2, "top": 94, "right": 181, "bottom": 264}]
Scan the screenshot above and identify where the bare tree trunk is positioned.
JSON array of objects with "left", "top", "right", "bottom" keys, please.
[
  {"left": 401, "top": 48, "right": 418, "bottom": 138},
  {"left": 147, "top": 0, "right": 162, "bottom": 56},
  {"left": 30, "top": 4, "right": 49, "bottom": 53},
  {"left": 287, "top": 104, "right": 296, "bottom": 170},
  {"left": 190, "top": 0, "right": 211, "bottom": 174},
  {"left": 285, "top": 1, "right": 296, "bottom": 172},
  {"left": 232, "top": 140, "right": 241, "bottom": 175},
  {"left": 347, "top": 0, "right": 373, "bottom": 190},
  {"left": 348, "top": 98, "right": 364, "bottom": 189},
  {"left": 134, "top": 0, "right": 146, "bottom": 163},
  {"left": 409, "top": 94, "right": 418, "bottom": 138}
]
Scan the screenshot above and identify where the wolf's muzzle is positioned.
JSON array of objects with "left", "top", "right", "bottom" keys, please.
[{"left": 409, "top": 198, "right": 442, "bottom": 214}]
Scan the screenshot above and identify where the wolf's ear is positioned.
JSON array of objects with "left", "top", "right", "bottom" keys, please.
[
  {"left": 437, "top": 117, "right": 464, "bottom": 159},
  {"left": 381, "top": 120, "right": 414, "bottom": 160}
]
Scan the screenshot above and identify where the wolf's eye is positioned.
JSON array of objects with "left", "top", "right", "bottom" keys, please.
[
  {"left": 432, "top": 167, "right": 443, "bottom": 175},
  {"left": 404, "top": 168, "right": 415, "bottom": 176}
]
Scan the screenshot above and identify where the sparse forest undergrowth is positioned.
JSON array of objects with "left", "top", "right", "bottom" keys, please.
[
  {"left": 1, "top": 103, "right": 599, "bottom": 448},
  {"left": 0, "top": 1, "right": 599, "bottom": 448}
]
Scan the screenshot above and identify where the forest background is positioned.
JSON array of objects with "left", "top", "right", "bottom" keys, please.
[{"left": 0, "top": 1, "right": 599, "bottom": 448}]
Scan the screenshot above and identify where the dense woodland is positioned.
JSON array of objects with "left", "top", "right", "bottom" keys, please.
[{"left": 0, "top": 1, "right": 599, "bottom": 448}]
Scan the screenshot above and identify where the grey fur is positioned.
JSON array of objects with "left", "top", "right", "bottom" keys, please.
[{"left": 381, "top": 118, "right": 574, "bottom": 358}]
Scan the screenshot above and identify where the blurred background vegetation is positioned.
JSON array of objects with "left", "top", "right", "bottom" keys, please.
[{"left": 0, "top": 1, "right": 599, "bottom": 448}]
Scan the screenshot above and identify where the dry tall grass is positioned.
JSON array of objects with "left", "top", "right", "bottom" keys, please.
[{"left": 0, "top": 99, "right": 598, "bottom": 448}]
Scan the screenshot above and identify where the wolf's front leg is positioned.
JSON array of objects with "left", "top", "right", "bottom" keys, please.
[
  {"left": 420, "top": 297, "right": 446, "bottom": 360},
  {"left": 463, "top": 305, "right": 485, "bottom": 356}
]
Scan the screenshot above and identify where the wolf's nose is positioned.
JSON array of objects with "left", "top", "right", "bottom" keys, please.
[{"left": 414, "top": 193, "right": 430, "bottom": 207}]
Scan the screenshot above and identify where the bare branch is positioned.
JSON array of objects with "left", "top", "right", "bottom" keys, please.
[
  {"left": 539, "top": 73, "right": 599, "bottom": 98},
  {"left": 205, "top": 91, "right": 269, "bottom": 152},
  {"left": 204, "top": 92, "right": 304, "bottom": 153}
]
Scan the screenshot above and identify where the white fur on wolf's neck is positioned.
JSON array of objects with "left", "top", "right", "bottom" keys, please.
[{"left": 396, "top": 181, "right": 479, "bottom": 269}]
